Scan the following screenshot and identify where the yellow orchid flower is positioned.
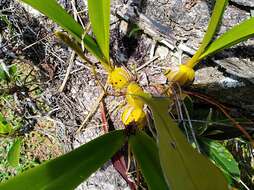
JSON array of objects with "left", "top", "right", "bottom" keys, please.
[
  {"left": 126, "top": 82, "right": 144, "bottom": 108},
  {"left": 108, "top": 67, "right": 131, "bottom": 89},
  {"left": 121, "top": 106, "right": 146, "bottom": 128},
  {"left": 166, "top": 65, "right": 195, "bottom": 86},
  {"left": 109, "top": 68, "right": 146, "bottom": 128}
]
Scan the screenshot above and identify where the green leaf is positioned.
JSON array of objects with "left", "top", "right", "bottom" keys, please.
[
  {"left": 21, "top": 0, "right": 105, "bottom": 62},
  {"left": 199, "top": 17, "right": 254, "bottom": 60},
  {"left": 0, "top": 67, "right": 7, "bottom": 81},
  {"left": 187, "top": 0, "right": 228, "bottom": 67},
  {"left": 129, "top": 130, "right": 169, "bottom": 190},
  {"left": 8, "top": 65, "right": 17, "bottom": 76},
  {"left": 0, "top": 130, "right": 126, "bottom": 190},
  {"left": 0, "top": 62, "right": 9, "bottom": 81},
  {"left": 136, "top": 93, "right": 228, "bottom": 190},
  {"left": 200, "top": 139, "right": 240, "bottom": 183},
  {"left": 88, "top": 0, "right": 110, "bottom": 63},
  {"left": 7, "top": 138, "right": 22, "bottom": 167},
  {"left": 0, "top": 113, "right": 12, "bottom": 134}
]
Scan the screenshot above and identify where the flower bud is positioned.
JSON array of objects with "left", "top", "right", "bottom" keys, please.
[{"left": 166, "top": 65, "right": 195, "bottom": 86}]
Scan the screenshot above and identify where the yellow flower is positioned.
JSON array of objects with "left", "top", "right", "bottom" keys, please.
[
  {"left": 166, "top": 65, "right": 195, "bottom": 86},
  {"left": 108, "top": 67, "right": 131, "bottom": 89},
  {"left": 122, "top": 106, "right": 146, "bottom": 128},
  {"left": 126, "top": 82, "right": 144, "bottom": 108}
]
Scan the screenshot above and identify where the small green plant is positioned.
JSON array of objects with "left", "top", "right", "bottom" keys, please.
[
  {"left": 0, "top": 63, "right": 17, "bottom": 83},
  {"left": 0, "top": 113, "right": 12, "bottom": 135},
  {"left": 0, "top": 137, "right": 41, "bottom": 182},
  {"left": 0, "top": 60, "right": 51, "bottom": 178},
  {"left": 1, "top": 0, "right": 253, "bottom": 189},
  {"left": 7, "top": 138, "right": 22, "bottom": 168},
  {"left": 0, "top": 97, "right": 22, "bottom": 170}
]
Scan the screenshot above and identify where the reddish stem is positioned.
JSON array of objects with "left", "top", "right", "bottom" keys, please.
[
  {"left": 184, "top": 90, "right": 254, "bottom": 146},
  {"left": 99, "top": 100, "right": 137, "bottom": 190}
]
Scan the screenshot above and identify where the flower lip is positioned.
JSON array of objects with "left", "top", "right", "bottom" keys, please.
[
  {"left": 122, "top": 106, "right": 146, "bottom": 128},
  {"left": 126, "top": 82, "right": 144, "bottom": 108},
  {"left": 108, "top": 67, "right": 131, "bottom": 89}
]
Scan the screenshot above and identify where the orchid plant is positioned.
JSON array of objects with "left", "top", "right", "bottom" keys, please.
[{"left": 1, "top": 0, "right": 254, "bottom": 189}]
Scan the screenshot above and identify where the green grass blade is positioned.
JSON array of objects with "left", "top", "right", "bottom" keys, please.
[
  {"left": 199, "top": 17, "right": 254, "bottom": 60},
  {"left": 129, "top": 130, "right": 169, "bottom": 190},
  {"left": 136, "top": 93, "right": 228, "bottom": 190},
  {"left": 0, "top": 130, "right": 125, "bottom": 190},
  {"left": 187, "top": 0, "right": 228, "bottom": 67},
  {"left": 88, "top": 0, "right": 110, "bottom": 63},
  {"left": 21, "top": 0, "right": 105, "bottom": 62},
  {"left": 7, "top": 138, "right": 22, "bottom": 167}
]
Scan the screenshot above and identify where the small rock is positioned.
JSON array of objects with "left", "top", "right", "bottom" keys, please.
[
  {"left": 119, "top": 20, "right": 129, "bottom": 34},
  {"left": 155, "top": 45, "right": 169, "bottom": 59},
  {"left": 149, "top": 73, "right": 167, "bottom": 84},
  {"left": 116, "top": 52, "right": 128, "bottom": 63},
  {"left": 231, "top": 0, "right": 254, "bottom": 8},
  {"left": 139, "top": 72, "right": 149, "bottom": 86},
  {"left": 219, "top": 77, "right": 245, "bottom": 88}
]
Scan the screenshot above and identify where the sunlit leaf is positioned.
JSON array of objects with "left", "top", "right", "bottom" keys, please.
[
  {"left": 129, "top": 130, "right": 169, "bottom": 190},
  {"left": 187, "top": 0, "right": 228, "bottom": 66},
  {"left": 21, "top": 0, "right": 105, "bottom": 62},
  {"left": 8, "top": 65, "right": 17, "bottom": 76},
  {"left": 0, "top": 62, "right": 9, "bottom": 81},
  {"left": 200, "top": 139, "right": 240, "bottom": 184},
  {"left": 88, "top": 0, "right": 110, "bottom": 63},
  {"left": 0, "top": 130, "right": 126, "bottom": 190},
  {"left": 136, "top": 93, "right": 228, "bottom": 190},
  {"left": 7, "top": 138, "right": 22, "bottom": 167},
  {"left": 0, "top": 68, "right": 7, "bottom": 81},
  {"left": 199, "top": 17, "right": 254, "bottom": 60},
  {"left": 0, "top": 113, "right": 12, "bottom": 134}
]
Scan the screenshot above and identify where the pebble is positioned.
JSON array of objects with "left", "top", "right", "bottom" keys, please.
[
  {"left": 155, "top": 45, "right": 169, "bottom": 59},
  {"left": 119, "top": 20, "right": 128, "bottom": 34},
  {"left": 219, "top": 77, "right": 245, "bottom": 88}
]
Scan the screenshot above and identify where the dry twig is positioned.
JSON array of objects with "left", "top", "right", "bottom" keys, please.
[
  {"left": 58, "top": 51, "right": 76, "bottom": 92},
  {"left": 76, "top": 90, "right": 106, "bottom": 134}
]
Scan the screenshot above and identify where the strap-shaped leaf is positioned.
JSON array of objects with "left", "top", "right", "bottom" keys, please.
[
  {"left": 0, "top": 130, "right": 125, "bottom": 190},
  {"left": 88, "top": 0, "right": 110, "bottom": 63},
  {"left": 200, "top": 139, "right": 240, "bottom": 183},
  {"left": 129, "top": 130, "right": 169, "bottom": 190},
  {"left": 7, "top": 138, "right": 22, "bottom": 167},
  {"left": 199, "top": 17, "right": 254, "bottom": 60},
  {"left": 21, "top": 0, "right": 105, "bottom": 62},
  {"left": 187, "top": 0, "right": 228, "bottom": 67},
  {"left": 136, "top": 93, "right": 228, "bottom": 190}
]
